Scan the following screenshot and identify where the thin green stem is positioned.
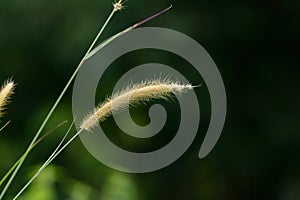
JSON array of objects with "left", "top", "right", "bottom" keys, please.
[
  {"left": 0, "top": 7, "right": 118, "bottom": 200},
  {"left": 0, "top": 121, "right": 67, "bottom": 187},
  {"left": 0, "top": 121, "right": 10, "bottom": 132},
  {"left": 13, "top": 128, "right": 83, "bottom": 200}
]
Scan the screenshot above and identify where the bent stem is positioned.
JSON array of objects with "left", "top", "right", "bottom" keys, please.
[
  {"left": 12, "top": 122, "right": 77, "bottom": 200},
  {"left": 0, "top": 121, "right": 67, "bottom": 187},
  {"left": 0, "top": 3, "right": 121, "bottom": 200},
  {"left": 86, "top": 5, "right": 173, "bottom": 59}
]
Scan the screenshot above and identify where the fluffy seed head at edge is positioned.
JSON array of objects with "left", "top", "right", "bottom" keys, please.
[{"left": 0, "top": 80, "right": 15, "bottom": 118}]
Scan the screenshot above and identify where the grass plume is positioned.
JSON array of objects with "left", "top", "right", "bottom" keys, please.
[
  {"left": 81, "top": 79, "right": 193, "bottom": 131},
  {"left": 12, "top": 79, "right": 193, "bottom": 199},
  {"left": 3, "top": 3, "right": 174, "bottom": 199},
  {"left": 0, "top": 80, "right": 15, "bottom": 119}
]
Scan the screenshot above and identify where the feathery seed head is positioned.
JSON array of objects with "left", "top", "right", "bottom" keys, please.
[
  {"left": 0, "top": 80, "right": 15, "bottom": 118},
  {"left": 80, "top": 79, "right": 195, "bottom": 131}
]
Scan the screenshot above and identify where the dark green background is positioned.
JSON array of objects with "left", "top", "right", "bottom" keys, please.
[{"left": 0, "top": 0, "right": 299, "bottom": 199}]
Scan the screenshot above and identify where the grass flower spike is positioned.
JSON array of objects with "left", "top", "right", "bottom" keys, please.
[
  {"left": 113, "top": 0, "right": 125, "bottom": 12},
  {"left": 81, "top": 80, "right": 194, "bottom": 131},
  {"left": 0, "top": 80, "right": 15, "bottom": 118}
]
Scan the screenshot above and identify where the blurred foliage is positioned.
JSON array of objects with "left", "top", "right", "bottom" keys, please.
[
  {"left": 16, "top": 165, "right": 136, "bottom": 200},
  {"left": 0, "top": 0, "right": 300, "bottom": 199}
]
